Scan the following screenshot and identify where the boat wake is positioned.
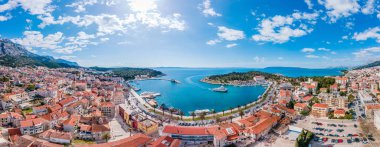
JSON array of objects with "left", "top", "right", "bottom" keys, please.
[{"left": 185, "top": 75, "right": 210, "bottom": 90}]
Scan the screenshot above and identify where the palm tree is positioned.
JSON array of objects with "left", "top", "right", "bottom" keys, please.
[
  {"left": 161, "top": 107, "right": 165, "bottom": 116},
  {"left": 200, "top": 112, "right": 206, "bottom": 125},
  {"left": 102, "top": 132, "right": 111, "bottom": 142},
  {"left": 239, "top": 109, "right": 244, "bottom": 119},
  {"left": 215, "top": 116, "right": 221, "bottom": 124},
  {"left": 169, "top": 109, "right": 174, "bottom": 120},
  {"left": 211, "top": 109, "right": 216, "bottom": 118},
  {"left": 229, "top": 107, "right": 233, "bottom": 114},
  {"left": 237, "top": 105, "right": 241, "bottom": 110},
  {"left": 191, "top": 112, "right": 196, "bottom": 121},
  {"left": 179, "top": 111, "right": 184, "bottom": 120},
  {"left": 229, "top": 115, "right": 233, "bottom": 123}
]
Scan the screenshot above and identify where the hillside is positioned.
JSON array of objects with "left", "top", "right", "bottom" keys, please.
[
  {"left": 353, "top": 60, "right": 380, "bottom": 70},
  {"left": 90, "top": 67, "right": 164, "bottom": 80},
  {"left": 0, "top": 39, "right": 79, "bottom": 68}
]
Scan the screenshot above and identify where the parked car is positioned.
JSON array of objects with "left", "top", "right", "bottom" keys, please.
[
  {"left": 347, "top": 139, "right": 352, "bottom": 144},
  {"left": 363, "top": 138, "right": 368, "bottom": 144}
]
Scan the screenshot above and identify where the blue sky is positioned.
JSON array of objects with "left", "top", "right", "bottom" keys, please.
[{"left": 0, "top": 0, "right": 380, "bottom": 68}]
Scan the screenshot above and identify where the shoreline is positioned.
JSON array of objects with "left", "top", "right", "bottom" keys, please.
[{"left": 200, "top": 77, "right": 269, "bottom": 87}]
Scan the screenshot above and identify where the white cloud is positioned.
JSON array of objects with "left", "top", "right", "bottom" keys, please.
[
  {"left": 0, "top": 0, "right": 54, "bottom": 19},
  {"left": 65, "top": 31, "right": 97, "bottom": 49},
  {"left": 128, "top": 0, "right": 157, "bottom": 12},
  {"left": 252, "top": 12, "right": 318, "bottom": 44},
  {"left": 345, "top": 22, "right": 354, "bottom": 29},
  {"left": 302, "top": 48, "right": 315, "bottom": 53},
  {"left": 12, "top": 31, "right": 63, "bottom": 52},
  {"left": 66, "top": 0, "right": 98, "bottom": 13},
  {"left": 353, "top": 27, "right": 380, "bottom": 43},
  {"left": 226, "top": 43, "right": 237, "bottom": 48},
  {"left": 277, "top": 57, "right": 284, "bottom": 60},
  {"left": 199, "top": 0, "right": 221, "bottom": 17},
  {"left": 318, "top": 0, "right": 360, "bottom": 23},
  {"left": 254, "top": 56, "right": 265, "bottom": 62},
  {"left": 18, "top": 0, "right": 55, "bottom": 15},
  {"left": 0, "top": 0, "right": 18, "bottom": 13},
  {"left": 318, "top": 48, "right": 331, "bottom": 51},
  {"left": 306, "top": 54, "right": 319, "bottom": 58},
  {"left": 39, "top": 1, "right": 185, "bottom": 34},
  {"left": 352, "top": 47, "right": 380, "bottom": 59},
  {"left": 342, "top": 35, "right": 348, "bottom": 39},
  {"left": 65, "top": 0, "right": 117, "bottom": 13},
  {"left": 100, "top": 37, "right": 109, "bottom": 42},
  {"left": 362, "top": 0, "right": 375, "bottom": 14},
  {"left": 0, "top": 15, "right": 11, "bottom": 21},
  {"left": 304, "top": 0, "right": 313, "bottom": 9},
  {"left": 0, "top": 0, "right": 57, "bottom": 25},
  {"left": 206, "top": 39, "right": 220, "bottom": 45},
  {"left": 12, "top": 31, "right": 99, "bottom": 54},
  {"left": 217, "top": 26, "right": 245, "bottom": 41},
  {"left": 207, "top": 26, "right": 245, "bottom": 45}
]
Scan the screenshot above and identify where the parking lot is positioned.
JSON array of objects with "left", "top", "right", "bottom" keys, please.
[{"left": 295, "top": 117, "right": 368, "bottom": 146}]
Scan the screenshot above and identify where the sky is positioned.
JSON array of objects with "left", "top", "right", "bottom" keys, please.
[{"left": 0, "top": 0, "right": 380, "bottom": 68}]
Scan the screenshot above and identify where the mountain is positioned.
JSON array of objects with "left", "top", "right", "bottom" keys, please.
[
  {"left": 353, "top": 60, "right": 380, "bottom": 70},
  {"left": 56, "top": 59, "right": 79, "bottom": 67},
  {"left": 0, "top": 38, "right": 79, "bottom": 68}
]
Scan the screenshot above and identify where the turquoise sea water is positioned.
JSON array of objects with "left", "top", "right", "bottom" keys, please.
[{"left": 131, "top": 67, "right": 343, "bottom": 115}]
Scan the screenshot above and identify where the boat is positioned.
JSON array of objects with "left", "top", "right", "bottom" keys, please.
[
  {"left": 140, "top": 91, "right": 161, "bottom": 99},
  {"left": 212, "top": 86, "right": 228, "bottom": 93},
  {"left": 170, "top": 79, "right": 181, "bottom": 84},
  {"left": 132, "top": 86, "right": 141, "bottom": 91}
]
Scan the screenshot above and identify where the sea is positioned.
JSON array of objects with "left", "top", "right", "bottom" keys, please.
[{"left": 129, "top": 67, "right": 344, "bottom": 115}]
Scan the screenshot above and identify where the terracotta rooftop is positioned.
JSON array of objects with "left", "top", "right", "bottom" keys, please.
[
  {"left": 162, "top": 125, "right": 219, "bottom": 136},
  {"left": 334, "top": 109, "right": 346, "bottom": 115},
  {"left": 312, "top": 103, "right": 328, "bottom": 108},
  {"left": 294, "top": 103, "right": 308, "bottom": 108}
]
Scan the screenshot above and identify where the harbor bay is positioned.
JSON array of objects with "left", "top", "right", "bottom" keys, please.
[{"left": 130, "top": 67, "right": 343, "bottom": 115}]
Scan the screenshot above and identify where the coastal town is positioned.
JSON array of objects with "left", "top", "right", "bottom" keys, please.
[{"left": 0, "top": 65, "right": 379, "bottom": 147}]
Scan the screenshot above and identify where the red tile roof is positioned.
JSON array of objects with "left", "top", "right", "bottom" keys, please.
[
  {"left": 294, "top": 103, "right": 308, "bottom": 108},
  {"left": 162, "top": 125, "right": 218, "bottom": 135},
  {"left": 149, "top": 136, "right": 175, "bottom": 147},
  {"left": 334, "top": 109, "right": 346, "bottom": 115},
  {"left": 302, "top": 95, "right": 313, "bottom": 101},
  {"left": 366, "top": 104, "right": 380, "bottom": 110},
  {"left": 78, "top": 133, "right": 152, "bottom": 147},
  {"left": 312, "top": 103, "right": 328, "bottom": 108}
]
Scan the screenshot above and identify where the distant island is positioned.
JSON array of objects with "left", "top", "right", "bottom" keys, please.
[{"left": 201, "top": 71, "right": 282, "bottom": 86}]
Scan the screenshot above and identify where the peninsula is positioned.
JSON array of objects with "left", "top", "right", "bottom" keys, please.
[{"left": 201, "top": 71, "right": 282, "bottom": 86}]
